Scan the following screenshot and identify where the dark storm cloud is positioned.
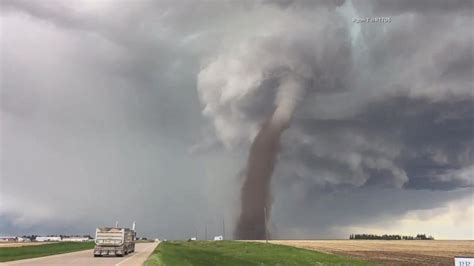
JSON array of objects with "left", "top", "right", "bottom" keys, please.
[
  {"left": 0, "top": 0, "right": 243, "bottom": 239},
  {"left": 0, "top": 0, "right": 86, "bottom": 29},
  {"left": 195, "top": 0, "right": 473, "bottom": 238},
  {"left": 281, "top": 94, "right": 473, "bottom": 192},
  {"left": 1, "top": 0, "right": 473, "bottom": 239},
  {"left": 352, "top": 1, "right": 473, "bottom": 99},
  {"left": 272, "top": 186, "right": 474, "bottom": 238},
  {"left": 262, "top": 0, "right": 345, "bottom": 9},
  {"left": 0, "top": 0, "right": 231, "bottom": 86},
  {"left": 368, "top": 0, "right": 473, "bottom": 15},
  {"left": 0, "top": 0, "right": 216, "bottom": 139}
]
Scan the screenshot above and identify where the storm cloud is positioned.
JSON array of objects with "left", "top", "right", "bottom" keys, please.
[{"left": 1, "top": 0, "right": 473, "bottom": 239}]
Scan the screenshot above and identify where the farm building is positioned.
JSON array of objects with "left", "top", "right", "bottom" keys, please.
[
  {"left": 0, "top": 236, "right": 17, "bottom": 242},
  {"left": 36, "top": 236, "right": 62, "bottom": 242},
  {"left": 60, "top": 237, "right": 91, "bottom": 242}
]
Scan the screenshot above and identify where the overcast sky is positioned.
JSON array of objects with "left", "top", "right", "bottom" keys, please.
[{"left": 1, "top": 0, "right": 473, "bottom": 240}]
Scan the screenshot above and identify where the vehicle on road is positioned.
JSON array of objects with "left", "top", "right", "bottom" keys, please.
[{"left": 93, "top": 223, "right": 136, "bottom": 257}]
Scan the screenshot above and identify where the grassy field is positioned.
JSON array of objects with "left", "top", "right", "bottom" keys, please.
[
  {"left": 0, "top": 242, "right": 95, "bottom": 262},
  {"left": 144, "top": 241, "right": 374, "bottom": 266},
  {"left": 0, "top": 242, "right": 50, "bottom": 248}
]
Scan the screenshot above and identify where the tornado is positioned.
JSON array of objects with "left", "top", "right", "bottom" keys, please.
[{"left": 234, "top": 77, "right": 302, "bottom": 240}]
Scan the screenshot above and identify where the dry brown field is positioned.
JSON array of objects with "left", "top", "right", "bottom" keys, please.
[{"left": 269, "top": 240, "right": 474, "bottom": 265}]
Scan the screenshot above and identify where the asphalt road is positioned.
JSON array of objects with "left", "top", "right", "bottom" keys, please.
[{"left": 3, "top": 242, "right": 159, "bottom": 266}]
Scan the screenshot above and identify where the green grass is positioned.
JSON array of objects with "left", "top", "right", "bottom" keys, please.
[
  {"left": 0, "top": 242, "right": 95, "bottom": 262},
  {"left": 144, "top": 241, "right": 374, "bottom": 266}
]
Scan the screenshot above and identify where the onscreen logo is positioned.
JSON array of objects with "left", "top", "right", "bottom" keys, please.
[{"left": 455, "top": 257, "right": 474, "bottom": 266}]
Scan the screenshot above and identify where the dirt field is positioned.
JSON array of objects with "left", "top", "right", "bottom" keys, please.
[
  {"left": 0, "top": 242, "right": 51, "bottom": 248},
  {"left": 270, "top": 240, "right": 474, "bottom": 265}
]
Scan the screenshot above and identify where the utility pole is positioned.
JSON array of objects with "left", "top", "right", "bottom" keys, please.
[
  {"left": 205, "top": 224, "right": 208, "bottom": 241},
  {"left": 222, "top": 219, "right": 225, "bottom": 240},
  {"left": 264, "top": 207, "right": 268, "bottom": 244}
]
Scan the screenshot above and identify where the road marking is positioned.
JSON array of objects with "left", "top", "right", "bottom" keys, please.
[
  {"left": 115, "top": 253, "right": 138, "bottom": 266},
  {"left": 115, "top": 243, "right": 158, "bottom": 266}
]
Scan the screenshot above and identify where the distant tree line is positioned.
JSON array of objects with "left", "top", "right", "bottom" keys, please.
[
  {"left": 21, "top": 235, "right": 38, "bottom": 241},
  {"left": 349, "top": 234, "right": 434, "bottom": 240}
]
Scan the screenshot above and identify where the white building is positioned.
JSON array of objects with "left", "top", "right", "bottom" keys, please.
[
  {"left": 36, "top": 236, "right": 61, "bottom": 242},
  {"left": 61, "top": 237, "right": 90, "bottom": 242},
  {"left": 213, "top": 235, "right": 223, "bottom": 241},
  {"left": 0, "top": 236, "right": 17, "bottom": 242}
]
